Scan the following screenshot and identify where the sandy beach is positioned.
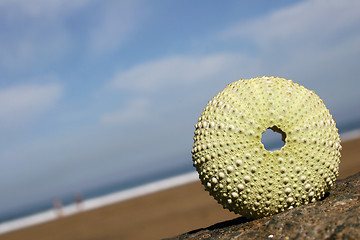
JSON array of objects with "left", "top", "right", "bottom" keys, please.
[{"left": 1, "top": 137, "right": 359, "bottom": 240}]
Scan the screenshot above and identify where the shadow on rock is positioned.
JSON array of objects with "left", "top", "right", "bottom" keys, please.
[{"left": 187, "top": 216, "right": 249, "bottom": 235}]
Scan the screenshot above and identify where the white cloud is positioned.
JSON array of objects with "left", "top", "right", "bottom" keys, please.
[
  {"left": 223, "top": 0, "right": 360, "bottom": 49},
  {"left": 0, "top": 0, "right": 82, "bottom": 71},
  {"left": 105, "top": 52, "right": 262, "bottom": 134},
  {"left": 0, "top": 83, "right": 63, "bottom": 128},
  {"left": 0, "top": 0, "right": 147, "bottom": 70},
  {"left": 100, "top": 98, "right": 149, "bottom": 125},
  {"left": 111, "top": 53, "right": 248, "bottom": 92},
  {"left": 221, "top": 0, "right": 360, "bottom": 71},
  {"left": 0, "top": 0, "right": 90, "bottom": 18},
  {"left": 107, "top": 53, "right": 253, "bottom": 127},
  {"left": 0, "top": 28, "right": 70, "bottom": 71}
]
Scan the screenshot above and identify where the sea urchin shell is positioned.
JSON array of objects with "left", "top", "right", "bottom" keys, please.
[{"left": 191, "top": 76, "right": 341, "bottom": 219}]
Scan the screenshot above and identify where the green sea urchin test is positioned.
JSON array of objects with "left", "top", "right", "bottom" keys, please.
[{"left": 191, "top": 76, "right": 341, "bottom": 219}]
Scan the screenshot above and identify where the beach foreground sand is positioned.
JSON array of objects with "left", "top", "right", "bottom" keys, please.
[{"left": 1, "top": 138, "right": 359, "bottom": 240}]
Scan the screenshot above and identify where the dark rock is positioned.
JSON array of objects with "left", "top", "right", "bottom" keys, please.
[{"left": 166, "top": 172, "right": 360, "bottom": 240}]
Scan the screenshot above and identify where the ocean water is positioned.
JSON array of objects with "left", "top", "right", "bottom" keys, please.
[{"left": 1, "top": 120, "right": 359, "bottom": 230}]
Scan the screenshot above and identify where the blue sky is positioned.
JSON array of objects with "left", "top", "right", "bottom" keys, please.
[{"left": 0, "top": 0, "right": 360, "bottom": 215}]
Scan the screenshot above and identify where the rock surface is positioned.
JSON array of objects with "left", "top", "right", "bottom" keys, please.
[{"left": 166, "top": 171, "right": 360, "bottom": 240}]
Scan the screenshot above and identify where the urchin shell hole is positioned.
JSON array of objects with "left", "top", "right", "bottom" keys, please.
[{"left": 261, "top": 126, "right": 287, "bottom": 151}]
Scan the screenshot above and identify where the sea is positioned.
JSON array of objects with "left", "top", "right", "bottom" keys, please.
[{"left": 1, "top": 120, "right": 359, "bottom": 235}]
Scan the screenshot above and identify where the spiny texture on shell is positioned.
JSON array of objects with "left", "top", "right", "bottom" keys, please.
[{"left": 191, "top": 76, "right": 341, "bottom": 219}]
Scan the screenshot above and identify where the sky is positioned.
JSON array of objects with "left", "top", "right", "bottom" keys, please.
[{"left": 0, "top": 0, "right": 360, "bottom": 216}]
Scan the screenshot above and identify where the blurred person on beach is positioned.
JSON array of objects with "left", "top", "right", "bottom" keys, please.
[
  {"left": 52, "top": 198, "right": 63, "bottom": 218},
  {"left": 74, "top": 194, "right": 83, "bottom": 211}
]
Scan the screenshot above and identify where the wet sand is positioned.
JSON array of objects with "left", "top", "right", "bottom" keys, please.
[{"left": 1, "top": 137, "right": 359, "bottom": 240}]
